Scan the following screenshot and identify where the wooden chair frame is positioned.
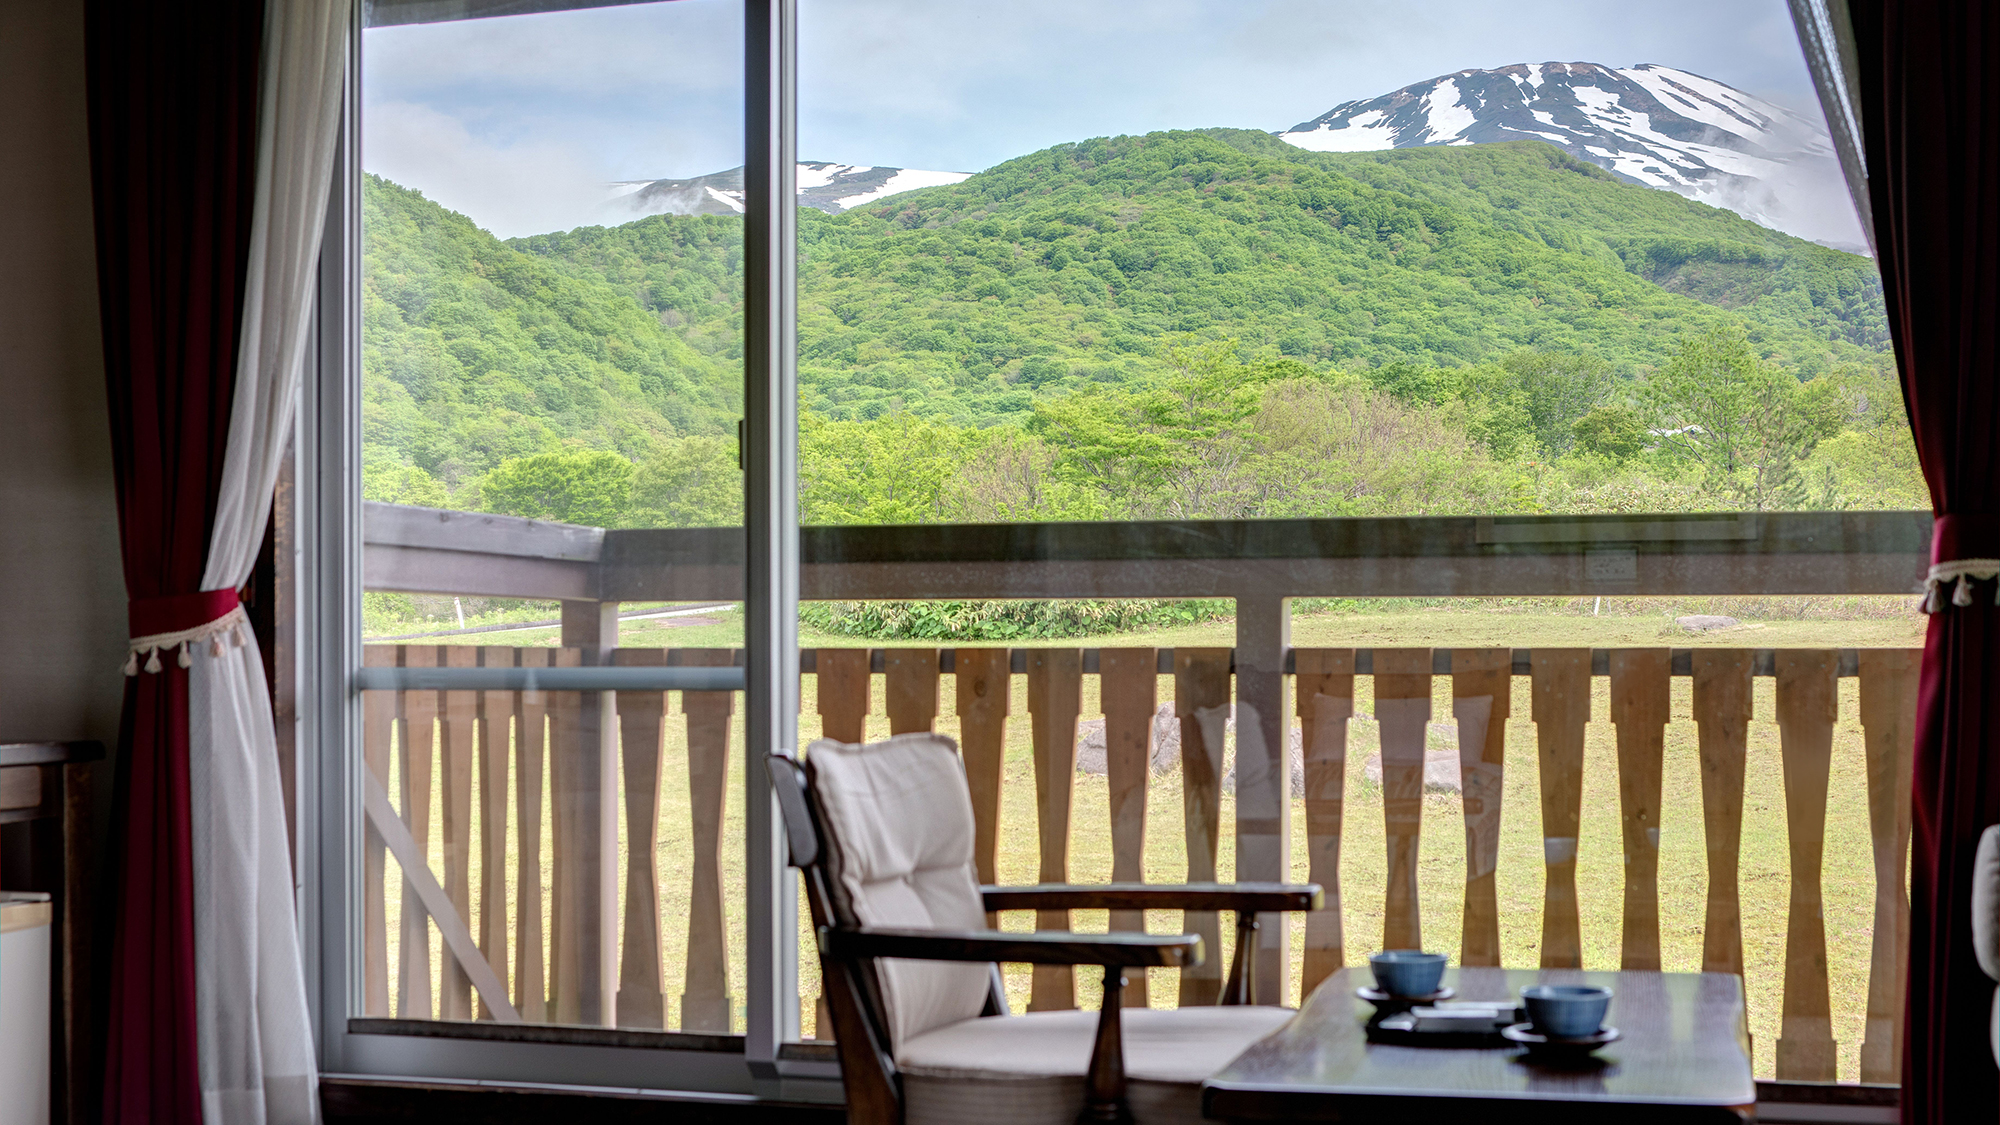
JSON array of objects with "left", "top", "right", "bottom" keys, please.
[{"left": 768, "top": 755, "right": 1322, "bottom": 1125}]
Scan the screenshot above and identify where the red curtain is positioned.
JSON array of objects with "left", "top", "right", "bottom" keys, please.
[
  {"left": 1847, "top": 2, "right": 2000, "bottom": 1119},
  {"left": 85, "top": 0, "right": 266, "bottom": 1120}
]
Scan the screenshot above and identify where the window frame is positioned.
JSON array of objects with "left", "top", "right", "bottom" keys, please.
[{"left": 302, "top": 0, "right": 817, "bottom": 1096}]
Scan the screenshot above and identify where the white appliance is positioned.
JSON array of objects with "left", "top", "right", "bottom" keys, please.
[{"left": 0, "top": 892, "right": 51, "bottom": 1125}]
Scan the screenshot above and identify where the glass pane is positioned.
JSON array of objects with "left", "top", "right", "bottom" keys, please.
[
  {"left": 358, "top": 0, "right": 752, "bottom": 1035},
  {"left": 793, "top": 0, "right": 1914, "bottom": 1087}
]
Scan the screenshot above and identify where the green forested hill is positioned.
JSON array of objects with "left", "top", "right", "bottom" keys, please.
[
  {"left": 361, "top": 128, "right": 1907, "bottom": 524},
  {"left": 361, "top": 175, "right": 738, "bottom": 497},
  {"left": 509, "top": 129, "right": 1885, "bottom": 428}
]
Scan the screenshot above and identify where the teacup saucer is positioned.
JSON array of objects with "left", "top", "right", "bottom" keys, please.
[
  {"left": 1357, "top": 985, "right": 1455, "bottom": 1008},
  {"left": 1501, "top": 1022, "right": 1621, "bottom": 1058}
]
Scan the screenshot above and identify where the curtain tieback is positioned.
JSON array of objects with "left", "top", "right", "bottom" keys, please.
[
  {"left": 125, "top": 588, "right": 248, "bottom": 675},
  {"left": 1925, "top": 514, "right": 2000, "bottom": 613}
]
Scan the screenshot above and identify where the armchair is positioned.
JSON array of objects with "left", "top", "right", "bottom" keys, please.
[{"left": 769, "top": 733, "right": 1322, "bottom": 1125}]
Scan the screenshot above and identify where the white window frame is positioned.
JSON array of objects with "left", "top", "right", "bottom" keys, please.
[{"left": 299, "top": 0, "right": 819, "bottom": 1097}]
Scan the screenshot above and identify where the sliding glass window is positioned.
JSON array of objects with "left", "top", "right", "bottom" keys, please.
[{"left": 315, "top": 0, "right": 801, "bottom": 1091}]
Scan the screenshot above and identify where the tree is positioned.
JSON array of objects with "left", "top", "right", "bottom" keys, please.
[
  {"left": 1572, "top": 405, "right": 1647, "bottom": 462},
  {"left": 630, "top": 435, "right": 742, "bottom": 527},
  {"left": 1641, "top": 327, "right": 1844, "bottom": 509},
  {"left": 1502, "top": 349, "right": 1615, "bottom": 454},
  {"left": 480, "top": 450, "right": 635, "bottom": 527}
]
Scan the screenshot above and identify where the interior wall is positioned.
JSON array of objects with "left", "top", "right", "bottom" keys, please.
[{"left": 0, "top": 0, "right": 126, "bottom": 749}]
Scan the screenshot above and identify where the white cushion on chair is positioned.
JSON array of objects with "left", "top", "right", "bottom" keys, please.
[
  {"left": 898, "top": 1006, "right": 1295, "bottom": 1125},
  {"left": 1973, "top": 824, "right": 2000, "bottom": 1063},
  {"left": 805, "top": 733, "right": 993, "bottom": 1050}
]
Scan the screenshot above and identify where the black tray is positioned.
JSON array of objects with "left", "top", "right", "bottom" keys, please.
[{"left": 1364, "top": 1002, "right": 1525, "bottom": 1047}]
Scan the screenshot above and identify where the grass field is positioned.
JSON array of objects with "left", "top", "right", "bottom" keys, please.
[{"left": 372, "top": 595, "right": 1924, "bottom": 1084}]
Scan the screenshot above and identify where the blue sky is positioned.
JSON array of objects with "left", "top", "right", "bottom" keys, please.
[{"left": 363, "top": 0, "right": 1831, "bottom": 238}]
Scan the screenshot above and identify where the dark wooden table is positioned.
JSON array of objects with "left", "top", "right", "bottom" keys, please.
[{"left": 1203, "top": 967, "right": 1755, "bottom": 1123}]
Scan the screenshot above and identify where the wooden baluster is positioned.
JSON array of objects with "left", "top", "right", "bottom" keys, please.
[
  {"left": 885, "top": 648, "right": 940, "bottom": 735},
  {"left": 1610, "top": 649, "right": 1671, "bottom": 972},
  {"left": 397, "top": 646, "right": 438, "bottom": 1019},
  {"left": 681, "top": 648, "right": 737, "bottom": 1032},
  {"left": 361, "top": 646, "right": 396, "bottom": 1017},
  {"left": 614, "top": 647, "right": 670, "bottom": 1029},
  {"left": 1296, "top": 649, "right": 1354, "bottom": 994},
  {"left": 1452, "top": 649, "right": 1510, "bottom": 968},
  {"left": 1176, "top": 648, "right": 1231, "bottom": 1006},
  {"left": 1857, "top": 648, "right": 1918, "bottom": 1084},
  {"left": 1027, "top": 648, "right": 1083, "bottom": 1011},
  {"left": 808, "top": 647, "right": 869, "bottom": 1040},
  {"left": 439, "top": 647, "right": 478, "bottom": 1020},
  {"left": 1100, "top": 648, "right": 1158, "bottom": 1007},
  {"left": 816, "top": 648, "right": 871, "bottom": 744},
  {"left": 1775, "top": 650, "right": 1839, "bottom": 1081},
  {"left": 515, "top": 647, "right": 550, "bottom": 1022},
  {"left": 954, "top": 649, "right": 1012, "bottom": 889},
  {"left": 1693, "top": 650, "right": 1752, "bottom": 979},
  {"left": 1374, "top": 649, "right": 1432, "bottom": 952},
  {"left": 1531, "top": 649, "right": 1590, "bottom": 969},
  {"left": 477, "top": 647, "right": 516, "bottom": 1020},
  {"left": 548, "top": 646, "right": 583, "bottom": 1025}
]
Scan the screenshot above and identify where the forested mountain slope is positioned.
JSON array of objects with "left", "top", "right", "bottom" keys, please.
[
  {"left": 362, "top": 175, "right": 738, "bottom": 492},
  {"left": 361, "top": 128, "right": 1893, "bottom": 518},
  {"left": 508, "top": 129, "right": 1884, "bottom": 429}
]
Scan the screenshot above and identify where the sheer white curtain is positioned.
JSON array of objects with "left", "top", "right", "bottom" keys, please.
[{"left": 189, "top": 1, "right": 349, "bottom": 1121}]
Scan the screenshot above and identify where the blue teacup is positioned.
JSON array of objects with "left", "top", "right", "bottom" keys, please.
[
  {"left": 1368, "top": 950, "right": 1447, "bottom": 997},
  {"left": 1521, "top": 984, "right": 1612, "bottom": 1038}
]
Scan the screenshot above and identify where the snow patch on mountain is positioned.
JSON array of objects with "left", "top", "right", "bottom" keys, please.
[
  {"left": 606, "top": 161, "right": 970, "bottom": 221},
  {"left": 1278, "top": 62, "right": 1864, "bottom": 251}
]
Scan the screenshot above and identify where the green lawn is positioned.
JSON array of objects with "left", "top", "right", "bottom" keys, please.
[{"left": 372, "top": 596, "right": 1923, "bottom": 1084}]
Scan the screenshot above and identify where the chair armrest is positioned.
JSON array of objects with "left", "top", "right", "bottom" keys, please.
[
  {"left": 819, "top": 926, "right": 1202, "bottom": 968},
  {"left": 981, "top": 882, "right": 1323, "bottom": 914}
]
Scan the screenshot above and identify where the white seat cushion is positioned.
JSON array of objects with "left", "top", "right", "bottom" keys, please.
[
  {"left": 898, "top": 1006, "right": 1295, "bottom": 1125},
  {"left": 806, "top": 733, "right": 993, "bottom": 1049}
]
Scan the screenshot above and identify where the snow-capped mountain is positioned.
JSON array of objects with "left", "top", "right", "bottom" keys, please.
[
  {"left": 606, "top": 161, "right": 970, "bottom": 219},
  {"left": 1278, "top": 63, "right": 1863, "bottom": 251}
]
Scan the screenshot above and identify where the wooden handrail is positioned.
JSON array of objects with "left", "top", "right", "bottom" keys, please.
[{"left": 363, "top": 501, "right": 1931, "bottom": 601}]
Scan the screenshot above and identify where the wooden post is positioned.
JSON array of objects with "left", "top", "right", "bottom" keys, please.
[
  {"left": 1531, "top": 649, "right": 1590, "bottom": 969},
  {"left": 361, "top": 645, "right": 396, "bottom": 1018},
  {"left": 815, "top": 648, "right": 870, "bottom": 743},
  {"left": 1610, "top": 649, "right": 1670, "bottom": 972},
  {"left": 1374, "top": 648, "right": 1432, "bottom": 952},
  {"left": 1693, "top": 650, "right": 1752, "bottom": 979},
  {"left": 1175, "top": 648, "right": 1231, "bottom": 1006},
  {"left": 1296, "top": 649, "right": 1354, "bottom": 994},
  {"left": 397, "top": 645, "right": 438, "bottom": 1019},
  {"left": 515, "top": 647, "right": 550, "bottom": 1022},
  {"left": 1028, "top": 648, "right": 1083, "bottom": 1012},
  {"left": 885, "top": 648, "right": 940, "bottom": 735},
  {"left": 477, "top": 647, "right": 516, "bottom": 1021},
  {"left": 955, "top": 649, "right": 1012, "bottom": 890},
  {"left": 440, "top": 646, "right": 479, "bottom": 1020},
  {"left": 614, "top": 647, "right": 670, "bottom": 1029},
  {"left": 1234, "top": 593, "right": 1292, "bottom": 1001},
  {"left": 551, "top": 599, "right": 618, "bottom": 1027},
  {"left": 1451, "top": 649, "right": 1510, "bottom": 968},
  {"left": 1100, "top": 648, "right": 1158, "bottom": 1007},
  {"left": 1774, "top": 650, "right": 1839, "bottom": 1082},
  {"left": 681, "top": 647, "right": 738, "bottom": 1033},
  {"left": 1857, "top": 649, "right": 1918, "bottom": 1084}
]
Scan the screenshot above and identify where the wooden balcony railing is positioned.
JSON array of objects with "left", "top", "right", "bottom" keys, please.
[{"left": 356, "top": 502, "right": 1931, "bottom": 1087}]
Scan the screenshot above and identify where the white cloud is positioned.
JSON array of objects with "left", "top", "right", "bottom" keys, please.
[
  {"left": 361, "top": 0, "right": 1860, "bottom": 246},
  {"left": 363, "top": 100, "right": 615, "bottom": 238}
]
